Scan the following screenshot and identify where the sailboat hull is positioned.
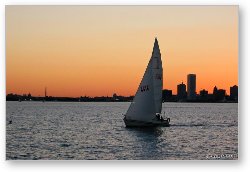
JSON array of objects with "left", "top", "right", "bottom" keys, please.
[{"left": 124, "top": 118, "right": 170, "bottom": 127}]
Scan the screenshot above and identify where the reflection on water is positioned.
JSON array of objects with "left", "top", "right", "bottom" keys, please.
[
  {"left": 6, "top": 102, "right": 238, "bottom": 160},
  {"left": 127, "top": 127, "right": 163, "bottom": 137},
  {"left": 127, "top": 127, "right": 164, "bottom": 159}
]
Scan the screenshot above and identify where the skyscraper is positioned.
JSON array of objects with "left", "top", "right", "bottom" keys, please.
[
  {"left": 230, "top": 85, "right": 238, "bottom": 100},
  {"left": 187, "top": 74, "right": 196, "bottom": 100},
  {"left": 177, "top": 82, "right": 187, "bottom": 100},
  {"left": 162, "top": 89, "right": 172, "bottom": 102}
]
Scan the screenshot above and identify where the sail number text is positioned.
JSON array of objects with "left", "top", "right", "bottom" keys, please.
[{"left": 141, "top": 85, "right": 149, "bottom": 92}]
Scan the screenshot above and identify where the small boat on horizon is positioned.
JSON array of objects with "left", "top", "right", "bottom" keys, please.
[{"left": 124, "top": 38, "right": 170, "bottom": 127}]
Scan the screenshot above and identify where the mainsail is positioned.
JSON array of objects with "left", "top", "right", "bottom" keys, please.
[{"left": 125, "top": 38, "right": 163, "bottom": 122}]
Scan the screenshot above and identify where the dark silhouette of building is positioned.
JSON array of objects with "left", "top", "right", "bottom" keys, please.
[
  {"left": 27, "top": 93, "right": 32, "bottom": 100},
  {"left": 162, "top": 89, "right": 172, "bottom": 102},
  {"left": 6, "top": 93, "right": 20, "bottom": 101},
  {"left": 217, "top": 89, "right": 226, "bottom": 100},
  {"left": 199, "top": 89, "right": 208, "bottom": 101},
  {"left": 113, "top": 93, "right": 118, "bottom": 100},
  {"left": 177, "top": 82, "right": 187, "bottom": 101},
  {"left": 112, "top": 93, "right": 129, "bottom": 101},
  {"left": 187, "top": 74, "right": 196, "bottom": 100},
  {"left": 213, "top": 86, "right": 226, "bottom": 101},
  {"left": 200, "top": 89, "right": 208, "bottom": 97},
  {"left": 230, "top": 85, "right": 238, "bottom": 101},
  {"left": 213, "top": 86, "right": 218, "bottom": 95}
]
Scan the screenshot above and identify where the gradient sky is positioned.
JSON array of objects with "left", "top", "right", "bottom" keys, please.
[{"left": 6, "top": 6, "right": 238, "bottom": 97}]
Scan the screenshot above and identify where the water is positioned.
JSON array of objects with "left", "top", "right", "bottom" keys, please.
[{"left": 6, "top": 102, "right": 238, "bottom": 160}]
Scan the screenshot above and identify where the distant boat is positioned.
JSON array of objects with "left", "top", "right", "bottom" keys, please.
[{"left": 124, "top": 38, "right": 170, "bottom": 127}]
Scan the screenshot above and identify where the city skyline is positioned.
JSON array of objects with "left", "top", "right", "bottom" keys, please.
[
  {"left": 6, "top": 6, "right": 238, "bottom": 97},
  {"left": 6, "top": 83, "right": 238, "bottom": 103},
  {"left": 7, "top": 81, "right": 237, "bottom": 98}
]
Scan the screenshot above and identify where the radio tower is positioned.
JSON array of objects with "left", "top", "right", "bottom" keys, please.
[{"left": 45, "top": 87, "right": 47, "bottom": 97}]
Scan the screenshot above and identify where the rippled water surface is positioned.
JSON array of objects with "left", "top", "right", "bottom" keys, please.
[{"left": 6, "top": 102, "right": 238, "bottom": 160}]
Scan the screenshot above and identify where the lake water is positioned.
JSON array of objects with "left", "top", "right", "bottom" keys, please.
[{"left": 6, "top": 102, "right": 238, "bottom": 160}]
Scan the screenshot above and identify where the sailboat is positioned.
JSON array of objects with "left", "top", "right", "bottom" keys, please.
[{"left": 124, "top": 38, "right": 170, "bottom": 127}]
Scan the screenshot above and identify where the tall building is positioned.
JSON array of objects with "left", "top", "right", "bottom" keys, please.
[
  {"left": 216, "top": 89, "right": 226, "bottom": 100},
  {"left": 230, "top": 85, "right": 238, "bottom": 100},
  {"left": 162, "top": 89, "right": 172, "bottom": 102},
  {"left": 213, "top": 86, "right": 218, "bottom": 95},
  {"left": 187, "top": 74, "right": 196, "bottom": 100},
  {"left": 213, "top": 86, "right": 226, "bottom": 101},
  {"left": 177, "top": 82, "right": 187, "bottom": 100}
]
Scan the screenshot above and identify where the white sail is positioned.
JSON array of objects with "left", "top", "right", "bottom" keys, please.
[
  {"left": 152, "top": 39, "right": 163, "bottom": 113},
  {"left": 125, "top": 38, "right": 163, "bottom": 122}
]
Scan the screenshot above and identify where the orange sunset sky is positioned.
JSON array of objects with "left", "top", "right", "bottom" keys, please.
[{"left": 6, "top": 6, "right": 238, "bottom": 97}]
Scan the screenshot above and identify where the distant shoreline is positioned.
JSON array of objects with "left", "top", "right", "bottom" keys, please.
[
  {"left": 6, "top": 93, "right": 238, "bottom": 103},
  {"left": 6, "top": 100, "right": 238, "bottom": 103}
]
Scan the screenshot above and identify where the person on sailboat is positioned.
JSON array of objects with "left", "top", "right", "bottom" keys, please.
[
  {"left": 156, "top": 114, "right": 160, "bottom": 120},
  {"left": 160, "top": 116, "right": 164, "bottom": 121}
]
